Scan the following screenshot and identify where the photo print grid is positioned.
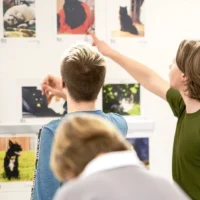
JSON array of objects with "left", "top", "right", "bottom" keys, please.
[
  {"left": 106, "top": 0, "right": 145, "bottom": 38},
  {"left": 3, "top": 0, "right": 36, "bottom": 38},
  {"left": 0, "top": 134, "right": 37, "bottom": 182},
  {"left": 103, "top": 83, "right": 140, "bottom": 116},
  {"left": 22, "top": 86, "right": 67, "bottom": 118},
  {"left": 57, "top": 0, "right": 95, "bottom": 35}
]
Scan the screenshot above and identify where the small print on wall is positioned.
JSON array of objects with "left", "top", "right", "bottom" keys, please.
[
  {"left": 22, "top": 86, "right": 67, "bottom": 118},
  {"left": 3, "top": 0, "right": 36, "bottom": 38},
  {"left": 106, "top": 0, "right": 145, "bottom": 38},
  {"left": 0, "top": 135, "right": 37, "bottom": 182},
  {"left": 127, "top": 137, "right": 149, "bottom": 168},
  {"left": 57, "top": 0, "right": 95, "bottom": 35},
  {"left": 103, "top": 83, "right": 140, "bottom": 116}
]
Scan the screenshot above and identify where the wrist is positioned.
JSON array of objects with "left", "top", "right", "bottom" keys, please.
[{"left": 109, "top": 49, "right": 120, "bottom": 60}]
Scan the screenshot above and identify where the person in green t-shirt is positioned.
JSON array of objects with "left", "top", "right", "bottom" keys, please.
[{"left": 89, "top": 32, "right": 200, "bottom": 200}]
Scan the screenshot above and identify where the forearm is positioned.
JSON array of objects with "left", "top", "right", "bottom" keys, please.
[
  {"left": 110, "top": 50, "right": 159, "bottom": 86},
  {"left": 109, "top": 50, "right": 169, "bottom": 99}
]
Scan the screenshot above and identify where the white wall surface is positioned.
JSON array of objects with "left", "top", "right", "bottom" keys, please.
[{"left": 1, "top": 0, "right": 200, "bottom": 193}]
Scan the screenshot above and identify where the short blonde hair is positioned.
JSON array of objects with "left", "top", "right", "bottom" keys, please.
[
  {"left": 176, "top": 40, "right": 200, "bottom": 101},
  {"left": 50, "top": 114, "right": 131, "bottom": 182},
  {"left": 61, "top": 43, "right": 106, "bottom": 102}
]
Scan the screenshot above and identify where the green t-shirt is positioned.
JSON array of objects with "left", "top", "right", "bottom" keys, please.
[{"left": 167, "top": 88, "right": 200, "bottom": 200}]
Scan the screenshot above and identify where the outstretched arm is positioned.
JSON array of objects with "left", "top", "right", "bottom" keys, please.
[
  {"left": 109, "top": 50, "right": 169, "bottom": 100},
  {"left": 89, "top": 32, "right": 170, "bottom": 100}
]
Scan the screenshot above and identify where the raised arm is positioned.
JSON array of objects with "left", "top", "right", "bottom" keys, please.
[{"left": 89, "top": 32, "right": 170, "bottom": 100}]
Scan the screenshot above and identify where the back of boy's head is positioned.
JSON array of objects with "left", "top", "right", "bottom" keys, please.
[
  {"left": 61, "top": 43, "right": 106, "bottom": 102},
  {"left": 176, "top": 40, "right": 200, "bottom": 101}
]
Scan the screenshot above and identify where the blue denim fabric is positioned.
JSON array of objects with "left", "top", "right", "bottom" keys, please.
[{"left": 33, "top": 110, "right": 128, "bottom": 200}]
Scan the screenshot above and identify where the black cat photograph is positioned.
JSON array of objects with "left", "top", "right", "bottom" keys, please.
[
  {"left": 103, "top": 83, "right": 140, "bottom": 116},
  {"left": 3, "top": 0, "right": 36, "bottom": 38},
  {"left": 3, "top": 140, "right": 22, "bottom": 180},
  {"left": 57, "top": 0, "right": 95, "bottom": 34},
  {"left": 22, "top": 86, "right": 67, "bottom": 118},
  {"left": 0, "top": 136, "right": 36, "bottom": 182},
  {"left": 107, "top": 0, "right": 145, "bottom": 38}
]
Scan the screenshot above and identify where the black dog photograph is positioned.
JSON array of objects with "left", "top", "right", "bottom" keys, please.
[
  {"left": 57, "top": 0, "right": 95, "bottom": 34},
  {"left": 0, "top": 136, "right": 36, "bottom": 182},
  {"left": 106, "top": 0, "right": 145, "bottom": 38},
  {"left": 22, "top": 86, "right": 67, "bottom": 118},
  {"left": 3, "top": 0, "right": 36, "bottom": 37},
  {"left": 103, "top": 83, "right": 140, "bottom": 116}
]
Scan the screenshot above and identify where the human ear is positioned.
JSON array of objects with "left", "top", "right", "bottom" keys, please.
[{"left": 181, "top": 73, "right": 187, "bottom": 82}]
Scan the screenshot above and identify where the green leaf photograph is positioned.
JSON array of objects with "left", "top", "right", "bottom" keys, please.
[{"left": 103, "top": 83, "right": 140, "bottom": 115}]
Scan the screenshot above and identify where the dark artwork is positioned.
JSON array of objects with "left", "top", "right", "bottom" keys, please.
[
  {"left": 131, "top": 0, "right": 144, "bottom": 24},
  {"left": 103, "top": 84, "right": 140, "bottom": 116},
  {"left": 22, "top": 87, "right": 67, "bottom": 118},
  {"left": 57, "top": 0, "right": 95, "bottom": 34},
  {"left": 58, "top": 0, "right": 86, "bottom": 30},
  {"left": 127, "top": 137, "right": 149, "bottom": 167},
  {"left": 119, "top": 6, "right": 138, "bottom": 35},
  {"left": 4, "top": 140, "right": 22, "bottom": 180},
  {"left": 3, "top": 0, "right": 36, "bottom": 37}
]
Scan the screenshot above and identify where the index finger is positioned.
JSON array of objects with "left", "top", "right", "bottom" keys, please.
[
  {"left": 42, "top": 75, "right": 50, "bottom": 85},
  {"left": 88, "top": 30, "right": 99, "bottom": 43},
  {"left": 41, "top": 75, "right": 52, "bottom": 95}
]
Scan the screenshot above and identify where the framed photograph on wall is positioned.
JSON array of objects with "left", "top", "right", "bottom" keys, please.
[
  {"left": 127, "top": 137, "right": 149, "bottom": 169},
  {"left": 1, "top": 0, "right": 39, "bottom": 44},
  {"left": 55, "top": 0, "right": 95, "bottom": 43},
  {"left": 2, "top": 0, "right": 36, "bottom": 37},
  {"left": 103, "top": 83, "right": 140, "bottom": 116},
  {"left": 0, "top": 134, "right": 37, "bottom": 184},
  {"left": 22, "top": 86, "right": 67, "bottom": 119},
  {"left": 106, "top": 0, "right": 146, "bottom": 45}
]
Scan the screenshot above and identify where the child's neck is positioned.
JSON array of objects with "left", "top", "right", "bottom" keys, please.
[
  {"left": 67, "top": 98, "right": 97, "bottom": 113},
  {"left": 181, "top": 91, "right": 200, "bottom": 113}
]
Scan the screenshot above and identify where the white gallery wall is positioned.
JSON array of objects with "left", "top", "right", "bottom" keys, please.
[{"left": 0, "top": 0, "right": 200, "bottom": 181}]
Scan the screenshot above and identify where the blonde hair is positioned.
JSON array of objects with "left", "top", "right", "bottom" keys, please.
[
  {"left": 50, "top": 114, "right": 131, "bottom": 182},
  {"left": 60, "top": 43, "right": 106, "bottom": 102},
  {"left": 176, "top": 40, "right": 200, "bottom": 101}
]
